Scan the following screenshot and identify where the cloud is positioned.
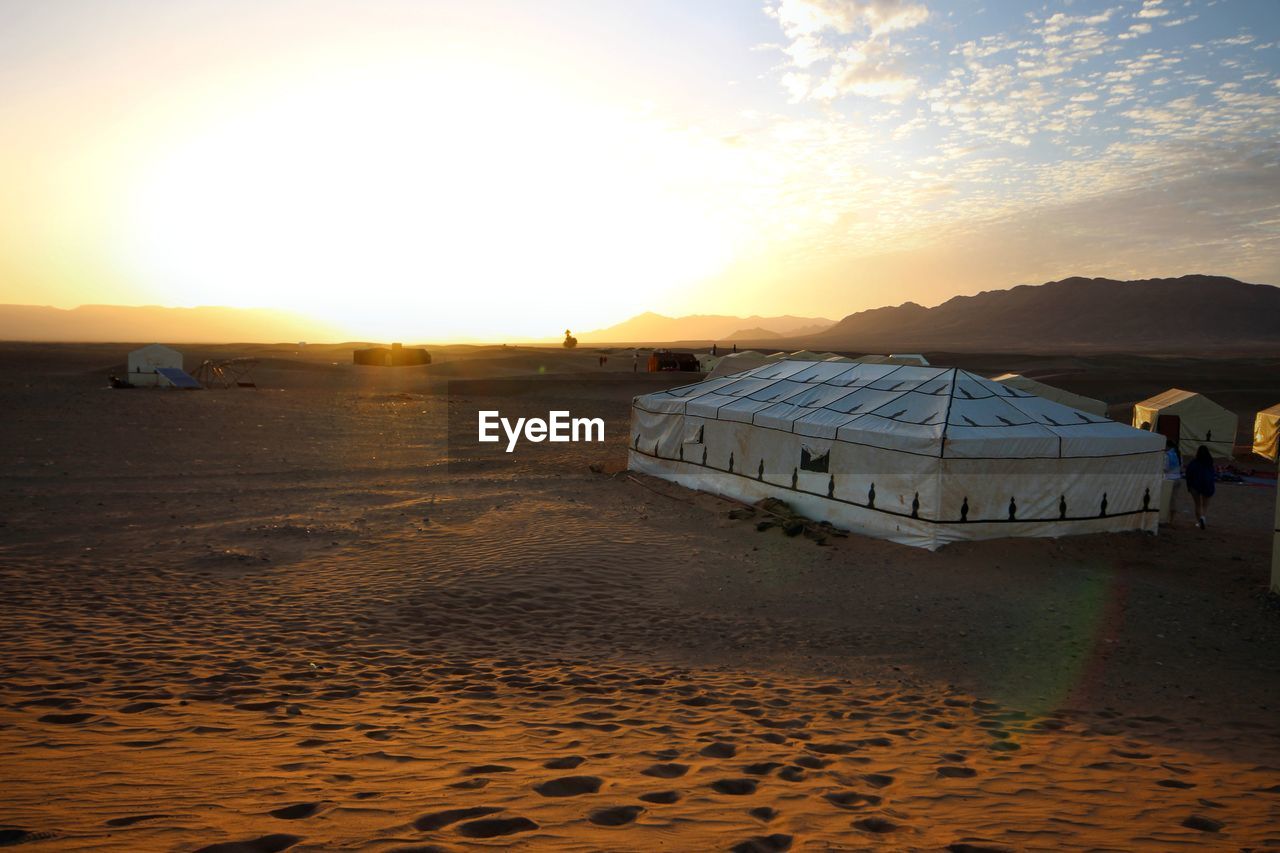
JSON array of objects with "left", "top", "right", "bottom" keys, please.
[
  {"left": 1136, "top": 0, "right": 1170, "bottom": 19},
  {"left": 809, "top": 40, "right": 919, "bottom": 102},
  {"left": 771, "top": 0, "right": 929, "bottom": 38}
]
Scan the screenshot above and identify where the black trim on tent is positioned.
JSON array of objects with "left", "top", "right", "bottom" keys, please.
[{"left": 628, "top": 445, "right": 1156, "bottom": 525}]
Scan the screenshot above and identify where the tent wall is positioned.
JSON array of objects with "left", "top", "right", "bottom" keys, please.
[
  {"left": 127, "top": 345, "right": 182, "bottom": 387},
  {"left": 1253, "top": 405, "right": 1280, "bottom": 462},
  {"left": 631, "top": 406, "right": 1160, "bottom": 550}
]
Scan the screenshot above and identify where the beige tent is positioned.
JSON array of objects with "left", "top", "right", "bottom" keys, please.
[
  {"left": 707, "top": 351, "right": 771, "bottom": 379},
  {"left": 993, "top": 374, "right": 1108, "bottom": 417},
  {"left": 1132, "top": 388, "right": 1237, "bottom": 459},
  {"left": 787, "top": 350, "right": 825, "bottom": 361},
  {"left": 1253, "top": 403, "right": 1280, "bottom": 461}
]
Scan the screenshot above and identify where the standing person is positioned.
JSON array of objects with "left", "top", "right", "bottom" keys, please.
[
  {"left": 632, "top": 351, "right": 639, "bottom": 373},
  {"left": 1184, "top": 445, "right": 1216, "bottom": 530},
  {"left": 1161, "top": 438, "right": 1182, "bottom": 526}
]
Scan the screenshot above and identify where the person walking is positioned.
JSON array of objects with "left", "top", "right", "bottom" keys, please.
[
  {"left": 1184, "top": 444, "right": 1216, "bottom": 530},
  {"left": 1161, "top": 438, "right": 1183, "bottom": 526}
]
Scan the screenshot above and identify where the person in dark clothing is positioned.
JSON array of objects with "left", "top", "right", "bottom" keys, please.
[{"left": 1184, "top": 444, "right": 1216, "bottom": 529}]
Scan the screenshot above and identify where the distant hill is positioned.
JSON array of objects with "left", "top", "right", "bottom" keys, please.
[
  {"left": 726, "top": 326, "right": 782, "bottom": 340},
  {"left": 581, "top": 312, "right": 835, "bottom": 343},
  {"left": 808, "top": 275, "right": 1280, "bottom": 352},
  {"left": 0, "top": 304, "right": 339, "bottom": 343}
]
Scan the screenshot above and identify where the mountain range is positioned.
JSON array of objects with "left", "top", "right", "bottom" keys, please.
[
  {"left": 804, "top": 275, "right": 1279, "bottom": 352},
  {"left": 0, "top": 304, "right": 338, "bottom": 343},
  {"left": 579, "top": 312, "right": 836, "bottom": 343}
]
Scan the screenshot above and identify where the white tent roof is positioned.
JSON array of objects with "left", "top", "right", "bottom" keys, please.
[
  {"left": 992, "top": 373, "right": 1108, "bottom": 417},
  {"left": 637, "top": 360, "right": 1160, "bottom": 460}
]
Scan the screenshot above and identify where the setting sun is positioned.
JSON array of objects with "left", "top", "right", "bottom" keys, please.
[{"left": 121, "top": 57, "right": 756, "bottom": 340}]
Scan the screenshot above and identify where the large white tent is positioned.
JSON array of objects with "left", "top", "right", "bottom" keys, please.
[
  {"left": 1132, "top": 388, "right": 1237, "bottom": 459},
  {"left": 127, "top": 344, "right": 183, "bottom": 387},
  {"left": 992, "top": 373, "right": 1108, "bottom": 417},
  {"left": 630, "top": 360, "right": 1164, "bottom": 549}
]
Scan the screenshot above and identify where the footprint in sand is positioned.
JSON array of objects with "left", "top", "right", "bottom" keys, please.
[
  {"left": 119, "top": 701, "right": 163, "bottom": 714},
  {"left": 731, "top": 833, "right": 793, "bottom": 852},
  {"left": 105, "top": 815, "right": 172, "bottom": 827},
  {"left": 37, "top": 712, "right": 95, "bottom": 725},
  {"left": 534, "top": 776, "right": 603, "bottom": 797},
  {"left": 794, "top": 756, "right": 830, "bottom": 769},
  {"left": 462, "top": 764, "right": 514, "bottom": 775},
  {"left": 700, "top": 742, "right": 737, "bottom": 758},
  {"left": 937, "top": 766, "right": 977, "bottom": 778},
  {"left": 862, "top": 774, "right": 894, "bottom": 788},
  {"left": 448, "top": 778, "right": 490, "bottom": 789},
  {"left": 638, "top": 791, "right": 681, "bottom": 804},
  {"left": 711, "top": 778, "right": 758, "bottom": 795},
  {"left": 743, "top": 762, "right": 784, "bottom": 775},
  {"left": 268, "top": 803, "right": 322, "bottom": 820},
  {"left": 853, "top": 816, "right": 897, "bottom": 833},
  {"left": 641, "top": 763, "right": 689, "bottom": 779},
  {"left": 588, "top": 805, "right": 644, "bottom": 826},
  {"left": 414, "top": 806, "right": 502, "bottom": 831},
  {"left": 1157, "top": 779, "right": 1195, "bottom": 789},
  {"left": 825, "top": 791, "right": 882, "bottom": 809},
  {"left": 1181, "top": 815, "right": 1224, "bottom": 833},
  {"left": 778, "top": 767, "right": 806, "bottom": 782},
  {"left": 456, "top": 816, "right": 539, "bottom": 838},
  {"left": 749, "top": 807, "right": 778, "bottom": 822},
  {"left": 193, "top": 833, "right": 303, "bottom": 853},
  {"left": 543, "top": 755, "right": 586, "bottom": 769}
]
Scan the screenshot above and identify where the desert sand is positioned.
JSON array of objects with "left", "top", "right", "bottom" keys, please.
[{"left": 1, "top": 342, "right": 1278, "bottom": 851}]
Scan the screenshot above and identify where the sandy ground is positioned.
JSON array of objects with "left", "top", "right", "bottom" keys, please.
[{"left": 1, "top": 343, "right": 1278, "bottom": 851}]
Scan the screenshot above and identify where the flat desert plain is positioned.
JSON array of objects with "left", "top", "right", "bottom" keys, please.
[{"left": 1, "top": 342, "right": 1278, "bottom": 852}]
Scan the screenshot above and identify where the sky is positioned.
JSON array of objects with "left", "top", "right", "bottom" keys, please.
[{"left": 1, "top": 0, "right": 1277, "bottom": 341}]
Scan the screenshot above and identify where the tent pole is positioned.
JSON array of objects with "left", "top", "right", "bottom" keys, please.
[{"left": 1273, "top": 481, "right": 1280, "bottom": 595}]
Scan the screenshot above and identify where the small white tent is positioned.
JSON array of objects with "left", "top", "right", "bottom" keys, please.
[
  {"left": 993, "top": 374, "right": 1108, "bottom": 417},
  {"left": 630, "top": 360, "right": 1164, "bottom": 550},
  {"left": 1253, "top": 403, "right": 1280, "bottom": 461},
  {"left": 889, "top": 354, "right": 930, "bottom": 366},
  {"left": 127, "top": 344, "right": 183, "bottom": 387},
  {"left": 1132, "top": 388, "right": 1237, "bottom": 459}
]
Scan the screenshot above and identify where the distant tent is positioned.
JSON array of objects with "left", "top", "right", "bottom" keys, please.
[
  {"left": 766, "top": 352, "right": 789, "bottom": 360},
  {"left": 354, "top": 343, "right": 431, "bottom": 366},
  {"left": 1253, "top": 403, "right": 1280, "bottom": 461},
  {"left": 630, "top": 360, "right": 1163, "bottom": 550},
  {"left": 697, "top": 353, "right": 721, "bottom": 373},
  {"left": 889, "top": 353, "right": 930, "bottom": 366},
  {"left": 824, "top": 355, "right": 855, "bottom": 363},
  {"left": 788, "top": 350, "right": 824, "bottom": 361},
  {"left": 707, "top": 351, "right": 771, "bottom": 379},
  {"left": 1132, "top": 388, "right": 1237, "bottom": 459},
  {"left": 127, "top": 344, "right": 183, "bottom": 387},
  {"left": 993, "top": 374, "right": 1107, "bottom": 417},
  {"left": 852, "top": 354, "right": 891, "bottom": 364}
]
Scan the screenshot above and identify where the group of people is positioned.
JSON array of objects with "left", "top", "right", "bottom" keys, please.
[{"left": 1163, "top": 440, "right": 1217, "bottom": 529}]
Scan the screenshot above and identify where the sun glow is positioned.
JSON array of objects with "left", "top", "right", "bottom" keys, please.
[{"left": 124, "top": 60, "right": 751, "bottom": 341}]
